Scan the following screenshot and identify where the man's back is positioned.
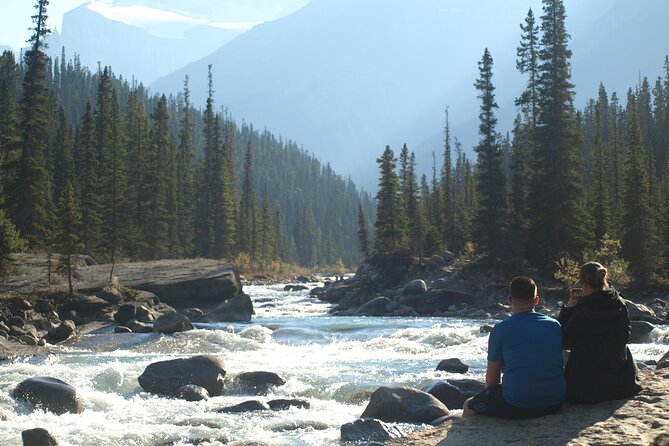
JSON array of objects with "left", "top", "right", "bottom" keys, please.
[{"left": 488, "top": 311, "right": 565, "bottom": 408}]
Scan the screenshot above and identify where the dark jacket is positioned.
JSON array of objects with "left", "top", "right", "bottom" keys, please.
[{"left": 557, "top": 288, "right": 642, "bottom": 404}]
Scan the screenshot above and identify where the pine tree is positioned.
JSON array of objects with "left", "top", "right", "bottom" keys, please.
[
  {"left": 175, "top": 76, "right": 195, "bottom": 257},
  {"left": 16, "top": 0, "right": 54, "bottom": 247},
  {"left": 516, "top": 8, "right": 540, "bottom": 128},
  {"left": 55, "top": 181, "right": 82, "bottom": 297},
  {"left": 357, "top": 202, "right": 370, "bottom": 258},
  {"left": 621, "top": 91, "right": 660, "bottom": 284},
  {"left": 473, "top": 48, "right": 507, "bottom": 262},
  {"left": 590, "top": 103, "right": 609, "bottom": 243},
  {"left": 0, "top": 209, "right": 27, "bottom": 276},
  {"left": 0, "top": 51, "right": 21, "bottom": 216},
  {"left": 527, "top": 0, "right": 590, "bottom": 267},
  {"left": 607, "top": 92, "right": 625, "bottom": 236},
  {"left": 374, "top": 146, "right": 407, "bottom": 253},
  {"left": 441, "top": 108, "right": 455, "bottom": 249},
  {"left": 144, "top": 95, "right": 171, "bottom": 259},
  {"left": 52, "top": 106, "right": 74, "bottom": 202},
  {"left": 239, "top": 139, "right": 255, "bottom": 255},
  {"left": 256, "top": 188, "right": 275, "bottom": 268},
  {"left": 77, "top": 101, "right": 101, "bottom": 255}
]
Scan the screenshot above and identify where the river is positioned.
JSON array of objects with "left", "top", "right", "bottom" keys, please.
[{"left": 0, "top": 283, "right": 666, "bottom": 445}]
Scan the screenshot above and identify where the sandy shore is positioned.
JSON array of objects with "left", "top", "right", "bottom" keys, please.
[{"left": 389, "top": 368, "right": 669, "bottom": 446}]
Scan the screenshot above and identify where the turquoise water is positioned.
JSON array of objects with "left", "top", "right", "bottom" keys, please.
[{"left": 0, "top": 283, "right": 666, "bottom": 445}]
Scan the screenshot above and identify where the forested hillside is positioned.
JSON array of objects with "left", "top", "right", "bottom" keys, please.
[
  {"left": 0, "top": 9, "right": 373, "bottom": 270},
  {"left": 370, "top": 0, "right": 669, "bottom": 287}
]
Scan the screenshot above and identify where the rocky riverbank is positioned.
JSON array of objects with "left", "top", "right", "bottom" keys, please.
[
  {"left": 311, "top": 252, "right": 669, "bottom": 343},
  {"left": 385, "top": 366, "right": 669, "bottom": 446},
  {"left": 0, "top": 254, "right": 251, "bottom": 355}
]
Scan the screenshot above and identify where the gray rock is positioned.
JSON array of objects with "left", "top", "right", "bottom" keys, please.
[
  {"left": 176, "top": 384, "right": 210, "bottom": 401},
  {"left": 153, "top": 312, "right": 193, "bottom": 334},
  {"left": 630, "top": 320, "right": 657, "bottom": 344},
  {"left": 49, "top": 320, "right": 76, "bottom": 343},
  {"left": 114, "top": 326, "right": 132, "bottom": 334},
  {"left": 657, "top": 350, "right": 669, "bottom": 370},
  {"left": 479, "top": 325, "right": 494, "bottom": 333},
  {"left": 135, "top": 305, "right": 155, "bottom": 323},
  {"left": 113, "top": 304, "right": 136, "bottom": 325},
  {"left": 267, "top": 398, "right": 310, "bottom": 410},
  {"left": 234, "top": 371, "right": 286, "bottom": 395},
  {"left": 410, "top": 289, "right": 475, "bottom": 314},
  {"left": 436, "top": 358, "right": 469, "bottom": 374},
  {"left": 423, "top": 379, "right": 486, "bottom": 410},
  {"left": 270, "top": 420, "right": 329, "bottom": 431},
  {"left": 217, "top": 400, "right": 270, "bottom": 413},
  {"left": 401, "top": 279, "right": 428, "bottom": 296},
  {"left": 182, "top": 308, "right": 205, "bottom": 320},
  {"left": 13, "top": 377, "right": 84, "bottom": 414},
  {"left": 206, "top": 293, "right": 253, "bottom": 322},
  {"left": 76, "top": 260, "right": 243, "bottom": 309},
  {"left": 354, "top": 297, "right": 391, "bottom": 316},
  {"left": 341, "top": 418, "right": 403, "bottom": 442},
  {"left": 626, "top": 300, "right": 657, "bottom": 321},
  {"left": 22, "top": 428, "right": 59, "bottom": 446},
  {"left": 138, "top": 355, "right": 226, "bottom": 396},
  {"left": 128, "top": 320, "right": 154, "bottom": 333},
  {"left": 20, "top": 334, "right": 39, "bottom": 346},
  {"left": 361, "top": 386, "right": 449, "bottom": 423}
]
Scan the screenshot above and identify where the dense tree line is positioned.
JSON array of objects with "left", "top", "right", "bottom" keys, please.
[
  {"left": 371, "top": 0, "right": 669, "bottom": 286},
  {"left": 0, "top": 0, "right": 374, "bottom": 271}
]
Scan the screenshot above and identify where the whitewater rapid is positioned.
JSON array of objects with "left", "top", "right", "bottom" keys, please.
[{"left": 0, "top": 283, "right": 666, "bottom": 445}]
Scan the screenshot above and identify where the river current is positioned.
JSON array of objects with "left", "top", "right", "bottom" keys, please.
[{"left": 0, "top": 283, "right": 666, "bottom": 445}]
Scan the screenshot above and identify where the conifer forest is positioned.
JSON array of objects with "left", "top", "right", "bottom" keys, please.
[{"left": 1, "top": 0, "right": 669, "bottom": 287}]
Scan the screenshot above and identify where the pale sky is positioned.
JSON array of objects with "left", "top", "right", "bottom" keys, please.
[
  {"left": 0, "top": 0, "right": 312, "bottom": 51},
  {"left": 0, "top": 0, "right": 90, "bottom": 50}
]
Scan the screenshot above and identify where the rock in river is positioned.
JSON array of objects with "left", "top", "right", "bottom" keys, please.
[
  {"left": 13, "top": 377, "right": 84, "bottom": 415},
  {"left": 361, "top": 386, "right": 449, "bottom": 424},
  {"left": 138, "top": 355, "right": 226, "bottom": 396}
]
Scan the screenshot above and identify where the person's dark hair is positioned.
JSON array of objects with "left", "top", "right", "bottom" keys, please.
[
  {"left": 579, "top": 262, "right": 610, "bottom": 291},
  {"left": 509, "top": 276, "right": 537, "bottom": 303}
]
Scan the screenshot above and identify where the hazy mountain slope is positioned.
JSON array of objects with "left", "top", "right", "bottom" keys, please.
[
  {"left": 46, "top": 4, "right": 244, "bottom": 85},
  {"left": 145, "top": 0, "right": 667, "bottom": 190}
]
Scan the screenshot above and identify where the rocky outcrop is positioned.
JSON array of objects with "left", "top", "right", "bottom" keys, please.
[
  {"left": 361, "top": 386, "right": 450, "bottom": 424},
  {"left": 76, "top": 259, "right": 243, "bottom": 309},
  {"left": 630, "top": 320, "right": 657, "bottom": 344},
  {"left": 13, "top": 377, "right": 84, "bottom": 415},
  {"left": 267, "top": 398, "right": 310, "bottom": 410},
  {"left": 138, "top": 355, "right": 226, "bottom": 396},
  {"left": 340, "top": 418, "right": 404, "bottom": 442},
  {"left": 217, "top": 400, "right": 270, "bottom": 413},
  {"left": 176, "top": 384, "right": 209, "bottom": 401}
]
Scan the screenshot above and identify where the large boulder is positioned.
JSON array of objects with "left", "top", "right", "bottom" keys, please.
[
  {"left": 423, "top": 379, "right": 485, "bottom": 410},
  {"left": 76, "top": 260, "right": 243, "bottom": 308},
  {"left": 113, "top": 304, "right": 136, "bottom": 325},
  {"left": 630, "top": 320, "right": 657, "bottom": 344},
  {"left": 340, "top": 418, "right": 403, "bottom": 442},
  {"left": 267, "top": 399, "right": 310, "bottom": 410},
  {"left": 49, "top": 320, "right": 76, "bottom": 343},
  {"left": 626, "top": 300, "right": 658, "bottom": 322},
  {"left": 401, "top": 279, "right": 428, "bottom": 296},
  {"left": 354, "top": 297, "right": 391, "bottom": 316},
  {"left": 234, "top": 371, "right": 287, "bottom": 395},
  {"left": 360, "top": 386, "right": 449, "bottom": 423},
  {"left": 153, "top": 312, "right": 193, "bottom": 334},
  {"left": 22, "top": 428, "right": 59, "bottom": 446},
  {"left": 205, "top": 294, "right": 253, "bottom": 322},
  {"left": 217, "top": 400, "right": 270, "bottom": 413},
  {"left": 138, "top": 355, "right": 226, "bottom": 396},
  {"left": 176, "top": 384, "right": 209, "bottom": 402},
  {"left": 13, "top": 377, "right": 84, "bottom": 414}
]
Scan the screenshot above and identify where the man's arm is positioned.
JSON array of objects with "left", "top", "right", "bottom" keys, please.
[{"left": 485, "top": 360, "right": 502, "bottom": 388}]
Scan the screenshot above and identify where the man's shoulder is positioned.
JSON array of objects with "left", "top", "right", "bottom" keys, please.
[{"left": 492, "top": 312, "right": 560, "bottom": 332}]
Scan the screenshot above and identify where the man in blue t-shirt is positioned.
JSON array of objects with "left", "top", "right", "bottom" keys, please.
[{"left": 462, "top": 276, "right": 565, "bottom": 419}]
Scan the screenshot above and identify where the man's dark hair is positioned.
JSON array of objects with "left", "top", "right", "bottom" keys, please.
[{"left": 509, "top": 276, "right": 537, "bottom": 303}]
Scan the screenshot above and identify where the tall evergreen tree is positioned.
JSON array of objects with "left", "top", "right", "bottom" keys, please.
[
  {"left": 590, "top": 104, "right": 609, "bottom": 243},
  {"left": 52, "top": 106, "right": 74, "bottom": 202},
  {"left": 441, "top": 108, "right": 455, "bottom": 249},
  {"left": 55, "top": 181, "right": 82, "bottom": 297},
  {"left": 256, "top": 188, "right": 275, "bottom": 267},
  {"left": 0, "top": 51, "right": 21, "bottom": 216},
  {"left": 516, "top": 8, "right": 540, "bottom": 128},
  {"left": 374, "top": 146, "right": 407, "bottom": 253},
  {"left": 77, "top": 101, "right": 101, "bottom": 255},
  {"left": 621, "top": 91, "right": 660, "bottom": 283},
  {"left": 175, "top": 76, "right": 195, "bottom": 257},
  {"left": 527, "top": 0, "right": 590, "bottom": 267},
  {"left": 239, "top": 139, "right": 255, "bottom": 255},
  {"left": 357, "top": 202, "right": 370, "bottom": 258},
  {"left": 16, "top": 0, "right": 54, "bottom": 247},
  {"left": 473, "top": 48, "right": 507, "bottom": 262}
]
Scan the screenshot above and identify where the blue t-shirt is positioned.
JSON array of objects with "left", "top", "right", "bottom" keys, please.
[{"left": 488, "top": 311, "right": 566, "bottom": 408}]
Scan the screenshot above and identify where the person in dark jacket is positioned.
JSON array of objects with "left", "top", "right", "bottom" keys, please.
[{"left": 557, "top": 262, "right": 642, "bottom": 404}]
